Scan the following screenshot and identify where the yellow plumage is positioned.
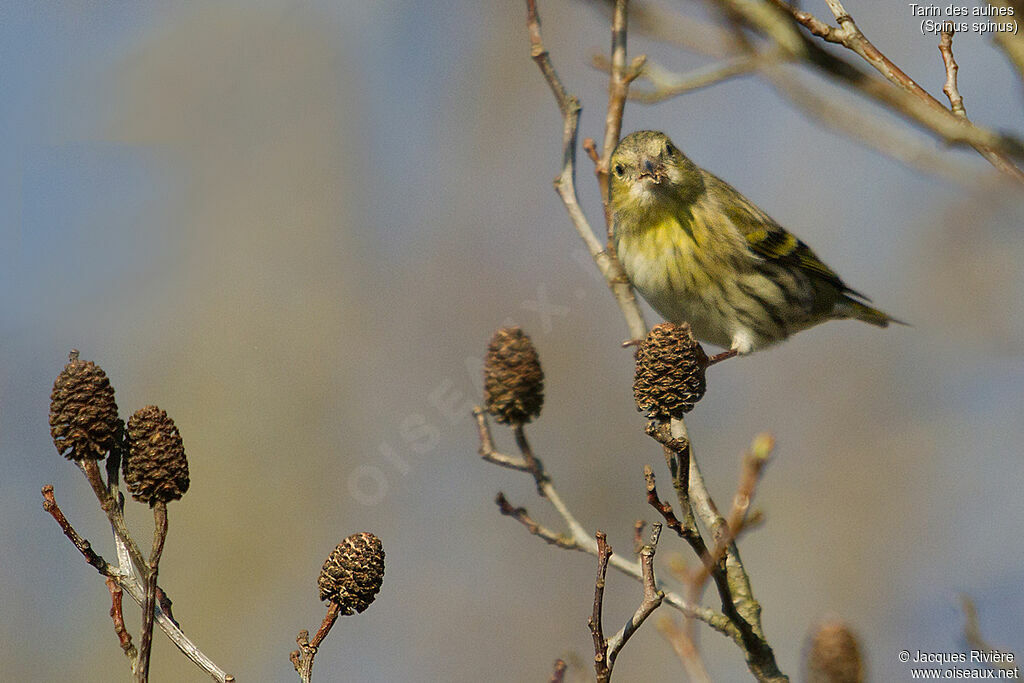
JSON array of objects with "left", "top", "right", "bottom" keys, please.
[{"left": 610, "top": 130, "right": 901, "bottom": 353}]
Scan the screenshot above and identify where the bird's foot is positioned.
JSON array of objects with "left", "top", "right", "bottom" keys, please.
[
  {"left": 707, "top": 349, "right": 738, "bottom": 366},
  {"left": 622, "top": 338, "right": 643, "bottom": 359}
]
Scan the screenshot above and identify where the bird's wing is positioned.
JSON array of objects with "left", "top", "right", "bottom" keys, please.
[{"left": 710, "top": 174, "right": 871, "bottom": 301}]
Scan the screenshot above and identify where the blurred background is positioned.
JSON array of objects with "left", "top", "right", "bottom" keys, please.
[{"left": 3, "top": 1, "right": 1023, "bottom": 680}]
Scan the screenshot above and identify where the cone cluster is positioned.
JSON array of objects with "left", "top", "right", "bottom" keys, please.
[
  {"left": 804, "top": 620, "right": 865, "bottom": 683},
  {"left": 633, "top": 323, "right": 708, "bottom": 420},
  {"left": 318, "top": 532, "right": 385, "bottom": 615},
  {"left": 483, "top": 327, "right": 544, "bottom": 425},
  {"left": 49, "top": 351, "right": 122, "bottom": 461},
  {"left": 124, "top": 405, "right": 191, "bottom": 505}
]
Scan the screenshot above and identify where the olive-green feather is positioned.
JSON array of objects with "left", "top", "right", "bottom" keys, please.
[{"left": 708, "top": 172, "right": 870, "bottom": 301}]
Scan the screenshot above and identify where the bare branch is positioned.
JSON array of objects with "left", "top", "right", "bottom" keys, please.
[
  {"left": 515, "top": 3, "right": 791, "bottom": 678},
  {"left": 761, "top": 67, "right": 977, "bottom": 185},
  {"left": 691, "top": 435, "right": 774, "bottom": 593},
  {"left": 939, "top": 30, "right": 966, "bottom": 118},
  {"left": 605, "top": 52, "right": 772, "bottom": 104},
  {"left": 764, "top": 0, "right": 1024, "bottom": 181},
  {"left": 42, "top": 484, "right": 112, "bottom": 576},
  {"left": 672, "top": 419, "right": 786, "bottom": 682},
  {"left": 476, "top": 410, "right": 729, "bottom": 633},
  {"left": 549, "top": 658, "right": 568, "bottom": 683},
  {"left": 474, "top": 407, "right": 530, "bottom": 472},
  {"left": 597, "top": 0, "right": 646, "bottom": 224},
  {"left": 643, "top": 465, "right": 687, "bottom": 543},
  {"left": 495, "top": 493, "right": 578, "bottom": 550},
  {"left": 291, "top": 602, "right": 343, "bottom": 683},
  {"left": 600, "top": 47, "right": 976, "bottom": 184},
  {"left": 41, "top": 484, "right": 234, "bottom": 682},
  {"left": 605, "top": 525, "right": 665, "bottom": 671},
  {"left": 106, "top": 577, "right": 138, "bottom": 664},
  {"left": 589, "top": 532, "right": 613, "bottom": 682},
  {"left": 136, "top": 502, "right": 169, "bottom": 683},
  {"left": 77, "top": 459, "right": 149, "bottom": 577},
  {"left": 524, "top": 0, "right": 648, "bottom": 341}
]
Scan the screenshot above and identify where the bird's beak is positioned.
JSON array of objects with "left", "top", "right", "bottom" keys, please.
[{"left": 638, "top": 157, "right": 667, "bottom": 184}]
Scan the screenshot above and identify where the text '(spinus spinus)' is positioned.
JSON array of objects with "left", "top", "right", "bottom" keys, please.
[{"left": 610, "top": 130, "right": 902, "bottom": 354}]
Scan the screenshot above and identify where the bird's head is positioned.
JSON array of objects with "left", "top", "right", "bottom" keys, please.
[{"left": 609, "top": 130, "right": 703, "bottom": 211}]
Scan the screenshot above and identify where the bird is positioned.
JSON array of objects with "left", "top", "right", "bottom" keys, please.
[{"left": 609, "top": 130, "right": 902, "bottom": 358}]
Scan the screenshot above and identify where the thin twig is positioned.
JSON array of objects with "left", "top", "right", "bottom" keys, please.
[
  {"left": 474, "top": 407, "right": 530, "bottom": 472},
  {"left": 41, "top": 484, "right": 234, "bottom": 682},
  {"left": 549, "top": 658, "right": 568, "bottom": 683},
  {"left": 596, "top": 0, "right": 646, "bottom": 226},
  {"left": 643, "top": 465, "right": 685, "bottom": 540},
  {"left": 793, "top": 0, "right": 939, "bottom": 103},
  {"left": 77, "top": 459, "right": 149, "bottom": 578},
  {"left": 106, "top": 577, "right": 138, "bottom": 663},
  {"left": 674, "top": 420, "right": 786, "bottom": 682},
  {"left": 761, "top": 66, "right": 976, "bottom": 186},
  {"left": 490, "top": 484, "right": 729, "bottom": 633},
  {"left": 524, "top": 0, "right": 647, "bottom": 341},
  {"left": 136, "top": 502, "right": 169, "bottom": 683},
  {"left": 605, "top": 524, "right": 665, "bottom": 673},
  {"left": 594, "top": 51, "right": 773, "bottom": 104},
  {"left": 645, "top": 446, "right": 743, "bottom": 658},
  {"left": 478, "top": 406, "right": 729, "bottom": 629},
  {"left": 513, "top": 422, "right": 549, "bottom": 494},
  {"left": 766, "top": 0, "right": 1024, "bottom": 181},
  {"left": 496, "top": 493, "right": 578, "bottom": 550},
  {"left": 589, "top": 532, "right": 613, "bottom": 682},
  {"left": 292, "top": 602, "right": 343, "bottom": 683},
  {"left": 609, "top": 0, "right": 980, "bottom": 183},
  {"left": 42, "top": 484, "right": 111, "bottom": 576},
  {"left": 938, "top": 30, "right": 966, "bottom": 118},
  {"left": 691, "top": 435, "right": 774, "bottom": 592}
]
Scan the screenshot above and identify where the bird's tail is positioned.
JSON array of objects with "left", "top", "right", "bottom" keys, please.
[{"left": 840, "top": 296, "right": 908, "bottom": 328}]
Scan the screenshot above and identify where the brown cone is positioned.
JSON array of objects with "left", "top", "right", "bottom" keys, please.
[
  {"left": 318, "top": 533, "right": 385, "bottom": 615},
  {"left": 804, "top": 620, "right": 865, "bottom": 683},
  {"left": 633, "top": 323, "right": 708, "bottom": 420},
  {"left": 483, "top": 327, "right": 544, "bottom": 425},
  {"left": 49, "top": 350, "right": 122, "bottom": 461},
  {"left": 123, "top": 406, "right": 190, "bottom": 505}
]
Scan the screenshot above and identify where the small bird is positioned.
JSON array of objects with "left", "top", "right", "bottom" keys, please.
[{"left": 610, "top": 130, "right": 902, "bottom": 356}]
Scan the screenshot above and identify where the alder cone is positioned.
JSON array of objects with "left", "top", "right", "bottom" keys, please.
[
  {"left": 483, "top": 327, "right": 544, "bottom": 425},
  {"left": 124, "top": 406, "right": 190, "bottom": 505},
  {"left": 49, "top": 351, "right": 121, "bottom": 461},
  {"left": 633, "top": 323, "right": 708, "bottom": 420},
  {"left": 318, "top": 533, "right": 385, "bottom": 615}
]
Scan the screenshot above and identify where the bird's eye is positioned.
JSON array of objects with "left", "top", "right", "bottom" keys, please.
[
  {"left": 665, "top": 143, "right": 676, "bottom": 156},
  {"left": 614, "top": 164, "right": 625, "bottom": 177}
]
